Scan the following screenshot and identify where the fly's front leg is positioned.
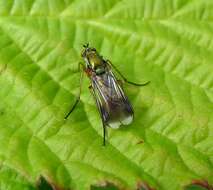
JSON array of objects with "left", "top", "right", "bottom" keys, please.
[
  {"left": 89, "top": 85, "right": 107, "bottom": 146},
  {"left": 64, "top": 62, "right": 84, "bottom": 120},
  {"left": 106, "top": 60, "right": 150, "bottom": 87}
]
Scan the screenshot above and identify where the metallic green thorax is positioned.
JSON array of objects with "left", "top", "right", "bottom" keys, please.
[{"left": 81, "top": 45, "right": 106, "bottom": 75}]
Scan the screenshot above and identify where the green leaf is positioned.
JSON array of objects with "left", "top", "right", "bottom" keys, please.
[
  {"left": 0, "top": 0, "right": 212, "bottom": 190},
  {"left": 0, "top": 164, "right": 35, "bottom": 190}
]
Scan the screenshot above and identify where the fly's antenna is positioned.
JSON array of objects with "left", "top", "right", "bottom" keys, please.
[{"left": 83, "top": 43, "right": 89, "bottom": 48}]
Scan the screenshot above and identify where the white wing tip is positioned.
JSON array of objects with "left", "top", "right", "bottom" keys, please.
[
  {"left": 108, "top": 115, "right": 133, "bottom": 128},
  {"left": 121, "top": 115, "right": 133, "bottom": 125}
]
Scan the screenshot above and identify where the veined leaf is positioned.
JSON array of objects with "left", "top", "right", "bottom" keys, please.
[{"left": 0, "top": 0, "right": 212, "bottom": 190}]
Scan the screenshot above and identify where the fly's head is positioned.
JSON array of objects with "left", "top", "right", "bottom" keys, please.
[{"left": 81, "top": 44, "right": 105, "bottom": 74}]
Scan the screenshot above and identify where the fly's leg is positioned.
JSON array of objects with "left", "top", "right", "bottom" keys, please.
[
  {"left": 64, "top": 62, "right": 84, "bottom": 120},
  {"left": 117, "top": 79, "right": 124, "bottom": 88},
  {"left": 103, "top": 123, "right": 106, "bottom": 146},
  {"left": 89, "top": 85, "right": 107, "bottom": 146},
  {"left": 64, "top": 97, "right": 79, "bottom": 120},
  {"left": 106, "top": 60, "right": 150, "bottom": 87}
]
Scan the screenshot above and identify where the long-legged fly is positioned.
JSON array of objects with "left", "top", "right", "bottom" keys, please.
[{"left": 65, "top": 44, "right": 150, "bottom": 145}]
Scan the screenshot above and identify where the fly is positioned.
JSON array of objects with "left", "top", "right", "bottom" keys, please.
[{"left": 65, "top": 44, "right": 150, "bottom": 145}]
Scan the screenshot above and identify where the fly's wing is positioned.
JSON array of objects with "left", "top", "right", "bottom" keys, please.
[{"left": 92, "top": 71, "right": 133, "bottom": 129}]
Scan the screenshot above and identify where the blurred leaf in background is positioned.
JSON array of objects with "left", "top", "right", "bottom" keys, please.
[{"left": 0, "top": 0, "right": 212, "bottom": 190}]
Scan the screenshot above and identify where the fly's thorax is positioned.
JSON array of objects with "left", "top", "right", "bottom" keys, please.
[
  {"left": 81, "top": 46, "right": 106, "bottom": 75},
  {"left": 88, "top": 52, "right": 101, "bottom": 65}
]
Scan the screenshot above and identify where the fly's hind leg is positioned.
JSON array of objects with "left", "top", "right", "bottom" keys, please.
[
  {"left": 64, "top": 62, "right": 84, "bottom": 120},
  {"left": 106, "top": 60, "right": 150, "bottom": 87},
  {"left": 89, "top": 85, "right": 107, "bottom": 146},
  {"left": 103, "top": 123, "right": 107, "bottom": 146}
]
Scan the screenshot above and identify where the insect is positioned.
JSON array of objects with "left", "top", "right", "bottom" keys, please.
[{"left": 65, "top": 44, "right": 150, "bottom": 145}]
